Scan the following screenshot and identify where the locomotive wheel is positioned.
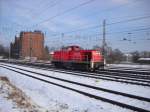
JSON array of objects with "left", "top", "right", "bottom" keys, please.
[
  {"left": 54, "top": 62, "right": 63, "bottom": 68},
  {"left": 90, "top": 68, "right": 96, "bottom": 72}
]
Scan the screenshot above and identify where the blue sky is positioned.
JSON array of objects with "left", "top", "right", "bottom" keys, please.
[{"left": 0, "top": 0, "right": 150, "bottom": 52}]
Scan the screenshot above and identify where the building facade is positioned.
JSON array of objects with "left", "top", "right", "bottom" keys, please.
[{"left": 11, "top": 31, "right": 45, "bottom": 60}]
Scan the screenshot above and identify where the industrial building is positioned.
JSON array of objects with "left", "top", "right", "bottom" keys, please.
[{"left": 11, "top": 31, "right": 46, "bottom": 60}]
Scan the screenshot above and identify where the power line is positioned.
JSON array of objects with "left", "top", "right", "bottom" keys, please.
[
  {"left": 87, "top": 27, "right": 150, "bottom": 37},
  {"left": 1, "top": 0, "right": 144, "bottom": 33},
  {"left": 1, "top": 0, "right": 62, "bottom": 30},
  {"left": 107, "top": 15, "right": 150, "bottom": 26},
  {"left": 31, "top": 0, "right": 96, "bottom": 27},
  {"left": 65, "top": 0, "right": 141, "bottom": 28},
  {"left": 7, "top": 0, "right": 142, "bottom": 31},
  {"left": 29, "top": 0, "right": 141, "bottom": 30},
  {"left": 45, "top": 26, "right": 150, "bottom": 42},
  {"left": 49, "top": 15, "right": 150, "bottom": 37},
  {"left": 32, "top": 0, "right": 139, "bottom": 28},
  {"left": 35, "top": 0, "right": 63, "bottom": 18}
]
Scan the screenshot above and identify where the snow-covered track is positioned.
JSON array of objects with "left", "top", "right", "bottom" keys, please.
[
  {"left": 12, "top": 61, "right": 150, "bottom": 75},
  {"left": 26, "top": 62, "right": 150, "bottom": 84},
  {"left": 2, "top": 62, "right": 150, "bottom": 87},
  {"left": 3, "top": 60, "right": 150, "bottom": 75},
  {"left": 96, "top": 70, "right": 150, "bottom": 81},
  {"left": 32, "top": 66, "right": 150, "bottom": 86},
  {"left": 104, "top": 68, "right": 150, "bottom": 75},
  {"left": 107, "top": 66, "right": 150, "bottom": 71},
  {"left": 1, "top": 64, "right": 150, "bottom": 112}
]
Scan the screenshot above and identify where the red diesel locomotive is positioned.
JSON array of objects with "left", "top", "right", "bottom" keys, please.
[{"left": 52, "top": 45, "right": 104, "bottom": 71}]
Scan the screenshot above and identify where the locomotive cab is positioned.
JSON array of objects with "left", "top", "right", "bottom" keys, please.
[{"left": 91, "top": 51, "right": 104, "bottom": 70}]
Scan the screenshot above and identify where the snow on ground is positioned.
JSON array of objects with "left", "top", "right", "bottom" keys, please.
[
  {"left": 3, "top": 63, "right": 150, "bottom": 98},
  {"left": 0, "top": 67, "right": 134, "bottom": 112},
  {"left": 0, "top": 63, "right": 150, "bottom": 112},
  {"left": 0, "top": 76, "right": 46, "bottom": 112},
  {"left": 2, "top": 66, "right": 150, "bottom": 110},
  {"left": 0, "top": 96, "right": 15, "bottom": 112}
]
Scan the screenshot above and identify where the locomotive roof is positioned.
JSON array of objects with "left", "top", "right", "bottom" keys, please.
[{"left": 62, "top": 45, "right": 82, "bottom": 49}]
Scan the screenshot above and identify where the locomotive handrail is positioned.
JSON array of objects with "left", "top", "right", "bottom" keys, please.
[{"left": 53, "top": 54, "right": 90, "bottom": 61}]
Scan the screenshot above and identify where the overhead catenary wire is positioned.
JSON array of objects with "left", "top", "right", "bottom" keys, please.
[
  {"left": 4, "top": 0, "right": 144, "bottom": 32},
  {"left": 1, "top": 0, "right": 145, "bottom": 32},
  {"left": 29, "top": 0, "right": 96, "bottom": 28},
  {"left": 34, "top": 0, "right": 63, "bottom": 18},
  {"left": 2, "top": 18, "right": 149, "bottom": 43},
  {"left": 45, "top": 26, "right": 150, "bottom": 43},
  {"left": 65, "top": 0, "right": 141, "bottom": 28},
  {"left": 29, "top": 0, "right": 140, "bottom": 29},
  {"left": 48, "top": 15, "right": 150, "bottom": 37},
  {"left": 107, "top": 15, "right": 150, "bottom": 26}
]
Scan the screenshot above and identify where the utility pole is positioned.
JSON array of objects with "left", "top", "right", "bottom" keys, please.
[
  {"left": 9, "top": 43, "right": 11, "bottom": 62},
  {"left": 30, "top": 32, "right": 32, "bottom": 61},
  {"left": 61, "top": 33, "right": 64, "bottom": 48},
  {"left": 8, "top": 27, "right": 11, "bottom": 62},
  {"left": 102, "top": 19, "right": 106, "bottom": 66}
]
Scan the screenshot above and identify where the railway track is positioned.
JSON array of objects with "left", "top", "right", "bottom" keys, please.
[
  {"left": 96, "top": 70, "right": 150, "bottom": 80},
  {"left": 106, "top": 66, "right": 150, "bottom": 71},
  {"left": 1, "top": 62, "right": 150, "bottom": 87},
  {"left": 1, "top": 64, "right": 150, "bottom": 112},
  {"left": 2, "top": 60, "right": 150, "bottom": 75},
  {"left": 13, "top": 61, "right": 150, "bottom": 75},
  {"left": 17, "top": 63, "right": 150, "bottom": 84},
  {"left": 105, "top": 69, "right": 150, "bottom": 76},
  {"left": 105, "top": 67, "right": 150, "bottom": 75}
]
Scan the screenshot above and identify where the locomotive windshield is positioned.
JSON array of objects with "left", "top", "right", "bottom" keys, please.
[{"left": 62, "top": 45, "right": 82, "bottom": 51}]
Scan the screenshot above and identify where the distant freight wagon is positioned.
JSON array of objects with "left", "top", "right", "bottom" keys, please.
[{"left": 52, "top": 45, "right": 104, "bottom": 71}]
